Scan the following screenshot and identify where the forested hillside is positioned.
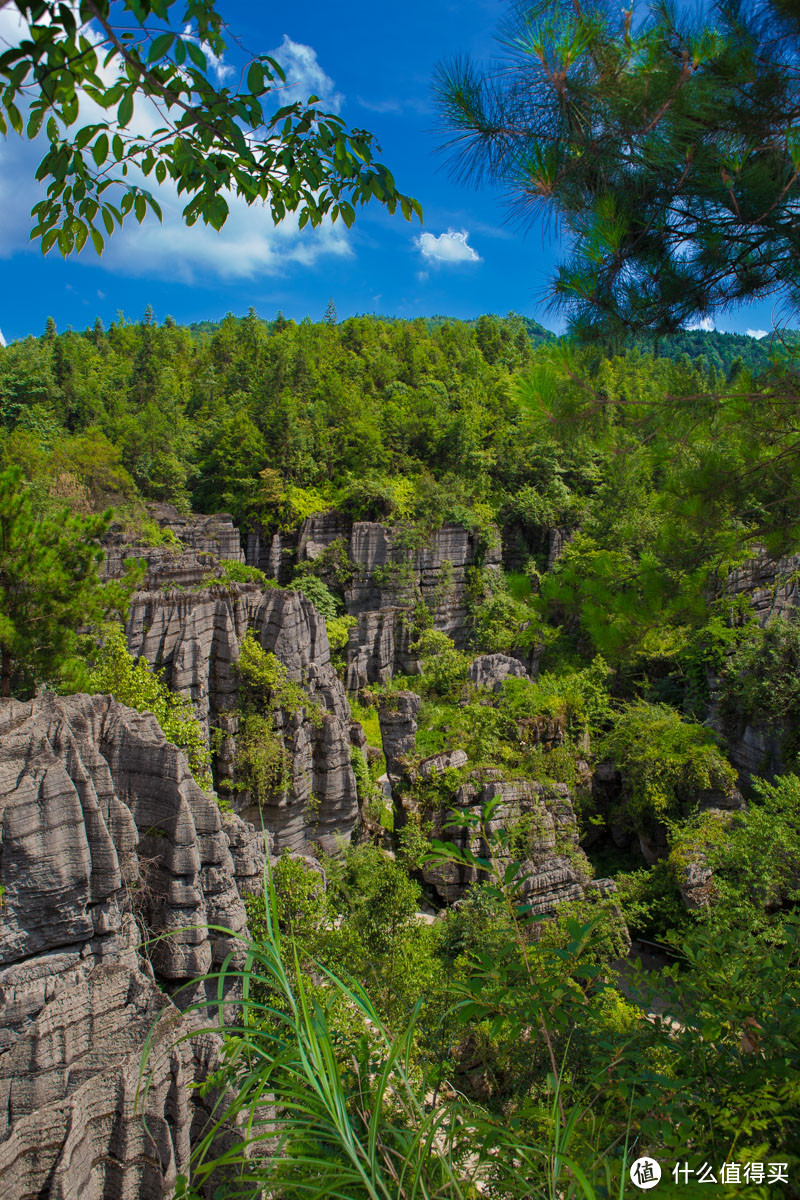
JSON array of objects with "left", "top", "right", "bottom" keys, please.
[{"left": 2, "top": 310, "right": 800, "bottom": 1195}]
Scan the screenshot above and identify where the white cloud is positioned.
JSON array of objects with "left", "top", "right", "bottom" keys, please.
[
  {"left": 101, "top": 193, "right": 353, "bottom": 282},
  {"left": 686, "top": 315, "right": 715, "bottom": 332},
  {"left": 0, "top": 16, "right": 354, "bottom": 281},
  {"left": 416, "top": 228, "right": 482, "bottom": 266},
  {"left": 269, "top": 36, "right": 343, "bottom": 113},
  {"left": 746, "top": 328, "right": 768, "bottom": 339},
  {"left": 0, "top": 328, "right": 6, "bottom": 347},
  {"left": 181, "top": 25, "right": 233, "bottom": 84}
]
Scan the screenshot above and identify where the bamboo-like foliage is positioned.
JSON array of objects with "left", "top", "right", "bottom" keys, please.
[{"left": 151, "top": 863, "right": 626, "bottom": 1200}]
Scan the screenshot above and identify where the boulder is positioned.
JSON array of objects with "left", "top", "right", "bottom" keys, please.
[{"left": 468, "top": 653, "right": 528, "bottom": 690}]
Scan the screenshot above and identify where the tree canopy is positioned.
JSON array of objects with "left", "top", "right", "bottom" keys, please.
[
  {"left": 0, "top": 464, "right": 136, "bottom": 696},
  {"left": 435, "top": 0, "right": 800, "bottom": 338},
  {"left": 0, "top": 0, "right": 421, "bottom": 256}
]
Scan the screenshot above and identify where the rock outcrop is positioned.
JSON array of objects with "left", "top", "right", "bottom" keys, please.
[
  {"left": 468, "top": 653, "right": 528, "bottom": 691},
  {"left": 724, "top": 547, "right": 800, "bottom": 625},
  {"left": 103, "top": 503, "right": 244, "bottom": 588},
  {"left": 376, "top": 690, "right": 613, "bottom": 916},
  {"left": 417, "top": 774, "right": 595, "bottom": 911},
  {"left": 126, "top": 584, "right": 358, "bottom": 852},
  {"left": 0, "top": 693, "right": 265, "bottom": 1199},
  {"left": 246, "top": 512, "right": 503, "bottom": 690}
]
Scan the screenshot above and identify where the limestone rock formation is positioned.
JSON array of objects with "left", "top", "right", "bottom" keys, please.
[
  {"left": 0, "top": 693, "right": 265, "bottom": 1199},
  {"left": 246, "top": 512, "right": 503, "bottom": 690},
  {"left": 126, "top": 584, "right": 358, "bottom": 852},
  {"left": 376, "top": 690, "right": 610, "bottom": 916},
  {"left": 103, "top": 503, "right": 244, "bottom": 588},
  {"left": 468, "top": 653, "right": 528, "bottom": 691},
  {"left": 417, "top": 774, "right": 594, "bottom": 911},
  {"left": 724, "top": 547, "right": 800, "bottom": 624}
]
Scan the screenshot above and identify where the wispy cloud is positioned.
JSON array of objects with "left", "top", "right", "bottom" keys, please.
[
  {"left": 416, "top": 228, "right": 481, "bottom": 265},
  {"left": 0, "top": 17, "right": 355, "bottom": 282},
  {"left": 181, "top": 24, "right": 233, "bottom": 83},
  {"left": 357, "top": 95, "right": 431, "bottom": 116},
  {"left": 746, "top": 328, "right": 768, "bottom": 339},
  {"left": 269, "top": 35, "right": 343, "bottom": 112},
  {"left": 686, "top": 316, "right": 715, "bottom": 332},
  {"left": 0, "top": 328, "right": 6, "bottom": 347}
]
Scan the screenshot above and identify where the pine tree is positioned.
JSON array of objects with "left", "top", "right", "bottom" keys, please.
[
  {"left": 323, "top": 298, "right": 338, "bottom": 326},
  {"left": 435, "top": 0, "right": 800, "bottom": 337},
  {"left": 0, "top": 467, "right": 129, "bottom": 698}
]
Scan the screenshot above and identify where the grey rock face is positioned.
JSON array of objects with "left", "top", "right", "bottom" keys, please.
[
  {"left": 724, "top": 548, "right": 800, "bottom": 624},
  {"left": 679, "top": 858, "right": 715, "bottom": 910},
  {"left": 468, "top": 653, "right": 528, "bottom": 691},
  {"left": 375, "top": 693, "right": 596, "bottom": 915},
  {"left": 103, "top": 503, "right": 244, "bottom": 587},
  {"left": 377, "top": 691, "right": 422, "bottom": 783},
  {"left": 0, "top": 693, "right": 264, "bottom": 1199},
  {"left": 418, "top": 776, "right": 592, "bottom": 911},
  {"left": 126, "top": 584, "right": 358, "bottom": 852},
  {"left": 247, "top": 513, "right": 503, "bottom": 690}
]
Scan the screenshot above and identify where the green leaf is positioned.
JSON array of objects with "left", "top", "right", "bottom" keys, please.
[
  {"left": 6, "top": 102, "right": 22, "bottom": 134},
  {"left": 112, "top": 133, "right": 124, "bottom": 161},
  {"left": 186, "top": 39, "right": 206, "bottom": 70},
  {"left": 247, "top": 62, "right": 264, "bottom": 94},
  {"left": 90, "top": 226, "right": 104, "bottom": 255},
  {"left": 118, "top": 91, "right": 134, "bottom": 129},
  {"left": 40, "top": 227, "right": 59, "bottom": 254},
  {"left": 134, "top": 193, "right": 146, "bottom": 223},
  {"left": 145, "top": 193, "right": 163, "bottom": 220},
  {"left": 148, "top": 32, "right": 175, "bottom": 63},
  {"left": 92, "top": 134, "right": 109, "bottom": 167},
  {"left": 26, "top": 106, "right": 44, "bottom": 139}
]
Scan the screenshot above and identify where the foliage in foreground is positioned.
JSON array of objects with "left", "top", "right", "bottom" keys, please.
[
  {"left": 1, "top": 1, "right": 420, "bottom": 256},
  {"left": 0, "top": 463, "right": 135, "bottom": 697},
  {"left": 150, "top": 804, "right": 800, "bottom": 1199}
]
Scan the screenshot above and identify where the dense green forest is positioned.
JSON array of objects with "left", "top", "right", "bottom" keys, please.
[{"left": 3, "top": 311, "right": 800, "bottom": 1194}]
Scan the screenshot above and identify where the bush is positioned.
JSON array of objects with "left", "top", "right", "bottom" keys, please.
[
  {"left": 412, "top": 628, "right": 470, "bottom": 698},
  {"left": 669, "top": 773, "right": 800, "bottom": 936},
  {"left": 290, "top": 572, "right": 343, "bottom": 620},
  {"left": 601, "top": 701, "right": 737, "bottom": 829},
  {"left": 236, "top": 629, "right": 309, "bottom": 716},
  {"left": 719, "top": 615, "right": 800, "bottom": 762}
]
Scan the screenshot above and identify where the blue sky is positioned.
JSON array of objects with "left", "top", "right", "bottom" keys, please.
[{"left": 0, "top": 0, "right": 783, "bottom": 343}]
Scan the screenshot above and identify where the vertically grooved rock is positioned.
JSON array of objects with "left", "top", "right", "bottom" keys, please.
[
  {"left": 246, "top": 514, "right": 503, "bottom": 690},
  {"left": 103, "top": 504, "right": 244, "bottom": 587},
  {"left": 125, "top": 584, "right": 358, "bottom": 851},
  {"left": 0, "top": 693, "right": 265, "bottom": 1199}
]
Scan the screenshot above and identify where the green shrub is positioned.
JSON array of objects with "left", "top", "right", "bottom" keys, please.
[
  {"left": 670, "top": 772, "right": 800, "bottom": 936},
  {"left": 719, "top": 615, "right": 800, "bottom": 761},
  {"left": 290, "top": 572, "right": 343, "bottom": 619},
  {"left": 412, "top": 628, "right": 470, "bottom": 698},
  {"left": 216, "top": 559, "right": 270, "bottom": 586},
  {"left": 236, "top": 629, "right": 310, "bottom": 717},
  {"left": 601, "top": 701, "right": 737, "bottom": 829},
  {"left": 233, "top": 712, "right": 291, "bottom": 798}
]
